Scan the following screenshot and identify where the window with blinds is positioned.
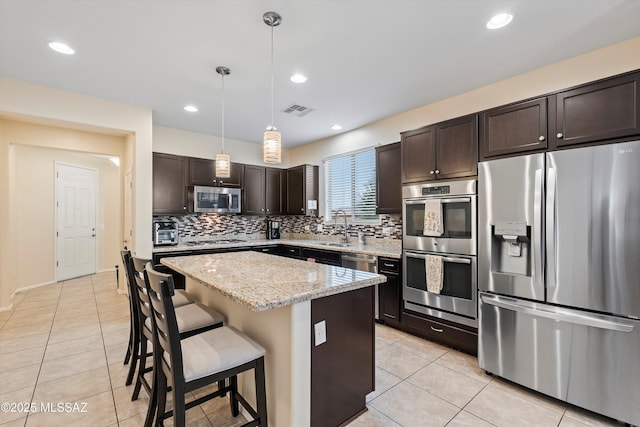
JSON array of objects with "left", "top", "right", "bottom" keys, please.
[{"left": 324, "top": 148, "right": 377, "bottom": 221}]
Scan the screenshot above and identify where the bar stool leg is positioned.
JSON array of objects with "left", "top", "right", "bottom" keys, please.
[
  {"left": 132, "top": 334, "right": 148, "bottom": 400},
  {"left": 255, "top": 358, "right": 268, "bottom": 427}
]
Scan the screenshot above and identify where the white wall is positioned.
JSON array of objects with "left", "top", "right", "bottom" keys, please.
[
  {"left": 0, "top": 77, "right": 152, "bottom": 307},
  {"left": 153, "top": 125, "right": 291, "bottom": 167}
]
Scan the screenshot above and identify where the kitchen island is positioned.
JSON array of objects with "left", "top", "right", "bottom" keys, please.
[{"left": 161, "top": 251, "right": 386, "bottom": 427}]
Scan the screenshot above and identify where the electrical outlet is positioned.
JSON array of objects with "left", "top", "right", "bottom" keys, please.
[
  {"left": 314, "top": 320, "right": 327, "bottom": 346},
  {"left": 316, "top": 224, "right": 323, "bottom": 232}
]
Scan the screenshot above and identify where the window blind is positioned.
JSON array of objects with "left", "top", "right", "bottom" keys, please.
[{"left": 324, "top": 148, "right": 377, "bottom": 220}]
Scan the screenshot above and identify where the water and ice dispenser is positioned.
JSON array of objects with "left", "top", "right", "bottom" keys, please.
[{"left": 490, "top": 221, "right": 531, "bottom": 276}]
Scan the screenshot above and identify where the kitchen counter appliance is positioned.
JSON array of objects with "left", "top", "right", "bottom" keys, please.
[
  {"left": 153, "top": 220, "right": 178, "bottom": 246},
  {"left": 478, "top": 140, "right": 640, "bottom": 426},
  {"left": 191, "top": 185, "right": 241, "bottom": 214},
  {"left": 267, "top": 219, "right": 281, "bottom": 239},
  {"left": 342, "top": 252, "right": 379, "bottom": 318},
  {"left": 402, "top": 179, "right": 477, "bottom": 327}
]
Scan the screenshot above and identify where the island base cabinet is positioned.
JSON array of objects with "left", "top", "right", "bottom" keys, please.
[
  {"left": 311, "top": 286, "right": 375, "bottom": 427},
  {"left": 184, "top": 277, "right": 376, "bottom": 427}
]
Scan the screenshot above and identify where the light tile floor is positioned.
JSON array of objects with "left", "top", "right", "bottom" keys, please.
[{"left": 0, "top": 272, "right": 624, "bottom": 427}]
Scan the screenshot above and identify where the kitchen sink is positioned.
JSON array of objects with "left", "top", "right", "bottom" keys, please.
[{"left": 315, "top": 242, "right": 352, "bottom": 248}]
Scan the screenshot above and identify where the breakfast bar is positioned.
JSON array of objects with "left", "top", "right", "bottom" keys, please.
[{"left": 161, "top": 251, "right": 386, "bottom": 427}]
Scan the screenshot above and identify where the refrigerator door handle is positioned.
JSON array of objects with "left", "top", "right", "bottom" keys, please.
[
  {"left": 480, "top": 293, "right": 634, "bottom": 333},
  {"left": 533, "top": 168, "right": 544, "bottom": 290},
  {"left": 546, "top": 166, "right": 557, "bottom": 290}
]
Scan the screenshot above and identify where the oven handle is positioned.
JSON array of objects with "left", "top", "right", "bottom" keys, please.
[
  {"left": 404, "top": 251, "right": 471, "bottom": 264},
  {"left": 404, "top": 197, "right": 471, "bottom": 204}
]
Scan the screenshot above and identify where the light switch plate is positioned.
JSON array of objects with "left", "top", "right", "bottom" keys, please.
[{"left": 314, "top": 320, "right": 326, "bottom": 346}]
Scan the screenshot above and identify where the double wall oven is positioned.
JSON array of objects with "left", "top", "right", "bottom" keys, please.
[{"left": 402, "top": 179, "right": 477, "bottom": 327}]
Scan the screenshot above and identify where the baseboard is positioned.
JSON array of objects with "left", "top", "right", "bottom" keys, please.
[
  {"left": 12, "top": 280, "right": 57, "bottom": 297},
  {"left": 0, "top": 303, "right": 14, "bottom": 312}
]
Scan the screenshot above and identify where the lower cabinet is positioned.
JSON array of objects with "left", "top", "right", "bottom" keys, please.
[
  {"left": 378, "top": 257, "right": 401, "bottom": 326},
  {"left": 401, "top": 310, "right": 478, "bottom": 356}
]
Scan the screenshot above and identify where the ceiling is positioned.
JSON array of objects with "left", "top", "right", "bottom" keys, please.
[{"left": 1, "top": 1, "right": 640, "bottom": 149}]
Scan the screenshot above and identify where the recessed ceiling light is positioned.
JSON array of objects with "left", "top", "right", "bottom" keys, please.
[
  {"left": 331, "top": 124, "right": 343, "bottom": 130},
  {"left": 290, "top": 74, "right": 308, "bottom": 83},
  {"left": 184, "top": 105, "right": 199, "bottom": 113},
  {"left": 486, "top": 13, "right": 514, "bottom": 30},
  {"left": 48, "top": 41, "right": 75, "bottom": 55}
]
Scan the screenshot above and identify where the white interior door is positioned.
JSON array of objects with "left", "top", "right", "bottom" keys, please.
[{"left": 56, "top": 163, "right": 97, "bottom": 281}]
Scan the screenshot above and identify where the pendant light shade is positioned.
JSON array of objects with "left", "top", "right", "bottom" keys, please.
[
  {"left": 263, "top": 11, "right": 282, "bottom": 164},
  {"left": 263, "top": 128, "right": 281, "bottom": 163},
  {"left": 216, "top": 66, "right": 231, "bottom": 178}
]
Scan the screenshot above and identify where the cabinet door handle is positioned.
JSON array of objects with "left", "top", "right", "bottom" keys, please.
[
  {"left": 266, "top": 209, "right": 270, "bottom": 212},
  {"left": 182, "top": 206, "right": 187, "bottom": 210},
  {"left": 383, "top": 263, "right": 395, "bottom": 267},
  {"left": 261, "top": 208, "right": 265, "bottom": 212},
  {"left": 430, "top": 170, "right": 435, "bottom": 175},
  {"left": 288, "top": 249, "right": 295, "bottom": 253},
  {"left": 557, "top": 132, "right": 564, "bottom": 139},
  {"left": 430, "top": 326, "right": 444, "bottom": 333},
  {"left": 538, "top": 135, "right": 545, "bottom": 141},
  {"left": 435, "top": 169, "right": 440, "bottom": 174}
]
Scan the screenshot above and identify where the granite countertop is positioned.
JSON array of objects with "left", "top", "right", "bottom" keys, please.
[
  {"left": 161, "top": 252, "right": 387, "bottom": 312},
  {"left": 153, "top": 237, "right": 402, "bottom": 259}
]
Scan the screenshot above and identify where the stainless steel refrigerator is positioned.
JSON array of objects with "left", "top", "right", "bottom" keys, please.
[{"left": 478, "top": 140, "right": 640, "bottom": 426}]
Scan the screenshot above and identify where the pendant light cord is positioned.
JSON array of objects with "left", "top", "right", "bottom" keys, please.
[
  {"left": 270, "top": 22, "right": 275, "bottom": 129},
  {"left": 221, "top": 72, "right": 225, "bottom": 153}
]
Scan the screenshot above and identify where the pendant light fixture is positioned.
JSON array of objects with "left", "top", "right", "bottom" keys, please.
[
  {"left": 215, "top": 66, "right": 231, "bottom": 178},
  {"left": 263, "top": 11, "right": 282, "bottom": 164}
]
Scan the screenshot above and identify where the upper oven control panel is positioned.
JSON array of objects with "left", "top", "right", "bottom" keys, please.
[{"left": 422, "top": 186, "right": 450, "bottom": 196}]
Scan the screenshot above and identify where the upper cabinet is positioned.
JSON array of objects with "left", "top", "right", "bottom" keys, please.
[
  {"left": 153, "top": 153, "right": 189, "bottom": 214},
  {"left": 401, "top": 114, "right": 478, "bottom": 183},
  {"left": 375, "top": 142, "right": 401, "bottom": 214},
  {"left": 266, "top": 168, "right": 287, "bottom": 215},
  {"left": 550, "top": 72, "right": 640, "bottom": 148},
  {"left": 478, "top": 71, "right": 640, "bottom": 159},
  {"left": 435, "top": 115, "right": 478, "bottom": 179},
  {"left": 401, "top": 125, "right": 436, "bottom": 183},
  {"left": 244, "top": 165, "right": 310, "bottom": 216},
  {"left": 287, "top": 164, "right": 319, "bottom": 215},
  {"left": 479, "top": 98, "right": 547, "bottom": 160},
  {"left": 188, "top": 157, "right": 243, "bottom": 187},
  {"left": 243, "top": 165, "right": 266, "bottom": 215}
]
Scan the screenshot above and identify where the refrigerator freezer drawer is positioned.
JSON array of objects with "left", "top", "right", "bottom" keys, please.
[{"left": 479, "top": 293, "right": 640, "bottom": 426}]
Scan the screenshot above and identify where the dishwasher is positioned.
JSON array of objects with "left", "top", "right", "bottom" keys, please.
[{"left": 341, "top": 252, "right": 379, "bottom": 319}]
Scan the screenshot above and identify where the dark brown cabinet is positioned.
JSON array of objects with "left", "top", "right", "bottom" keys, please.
[
  {"left": 479, "top": 97, "right": 548, "bottom": 160},
  {"left": 188, "top": 157, "right": 243, "bottom": 187},
  {"left": 435, "top": 115, "right": 478, "bottom": 179},
  {"left": 265, "top": 167, "right": 286, "bottom": 215},
  {"left": 243, "top": 166, "right": 287, "bottom": 215},
  {"left": 551, "top": 72, "right": 640, "bottom": 148},
  {"left": 286, "top": 164, "right": 319, "bottom": 215},
  {"left": 375, "top": 142, "right": 401, "bottom": 214},
  {"left": 243, "top": 165, "right": 265, "bottom": 215},
  {"left": 378, "top": 257, "right": 401, "bottom": 325},
  {"left": 401, "top": 126, "right": 435, "bottom": 183},
  {"left": 153, "top": 153, "right": 188, "bottom": 214},
  {"left": 401, "top": 114, "right": 477, "bottom": 183}
]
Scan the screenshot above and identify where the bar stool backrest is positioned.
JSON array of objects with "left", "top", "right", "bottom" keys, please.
[
  {"left": 144, "top": 264, "right": 186, "bottom": 386},
  {"left": 130, "top": 256, "right": 155, "bottom": 333},
  {"left": 120, "top": 250, "right": 140, "bottom": 332}
]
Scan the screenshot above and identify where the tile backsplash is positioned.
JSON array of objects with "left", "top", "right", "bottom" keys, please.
[{"left": 153, "top": 213, "right": 402, "bottom": 241}]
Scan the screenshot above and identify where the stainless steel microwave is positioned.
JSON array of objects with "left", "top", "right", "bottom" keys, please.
[{"left": 191, "top": 186, "right": 241, "bottom": 214}]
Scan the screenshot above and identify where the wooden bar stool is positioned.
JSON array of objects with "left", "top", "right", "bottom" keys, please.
[
  {"left": 129, "top": 255, "right": 225, "bottom": 402},
  {"left": 145, "top": 264, "right": 268, "bottom": 427},
  {"left": 120, "top": 250, "right": 199, "bottom": 386}
]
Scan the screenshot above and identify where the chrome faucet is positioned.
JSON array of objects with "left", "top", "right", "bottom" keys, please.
[{"left": 334, "top": 209, "right": 349, "bottom": 243}]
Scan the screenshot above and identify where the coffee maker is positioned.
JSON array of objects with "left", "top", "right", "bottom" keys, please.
[{"left": 267, "top": 220, "right": 281, "bottom": 239}]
